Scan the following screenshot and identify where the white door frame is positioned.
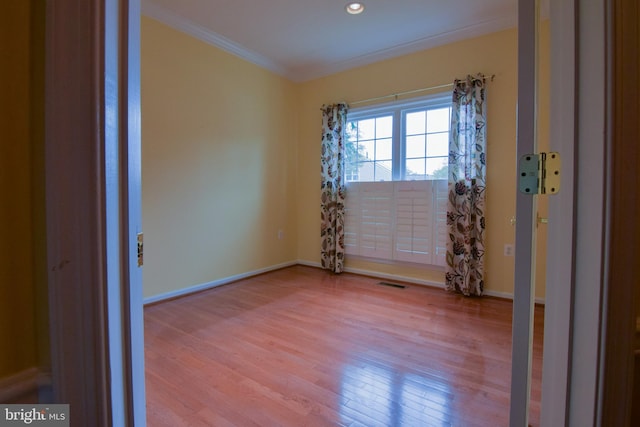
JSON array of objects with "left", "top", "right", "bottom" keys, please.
[
  {"left": 44, "top": 0, "right": 145, "bottom": 425},
  {"left": 540, "top": 0, "right": 610, "bottom": 425},
  {"left": 509, "top": 0, "right": 611, "bottom": 424},
  {"left": 564, "top": 0, "right": 608, "bottom": 424},
  {"left": 539, "top": 0, "right": 578, "bottom": 424},
  {"left": 509, "top": 0, "right": 539, "bottom": 425},
  {"left": 122, "top": 0, "right": 147, "bottom": 424}
]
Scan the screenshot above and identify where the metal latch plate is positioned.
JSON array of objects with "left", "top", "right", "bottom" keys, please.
[{"left": 137, "top": 232, "right": 143, "bottom": 267}]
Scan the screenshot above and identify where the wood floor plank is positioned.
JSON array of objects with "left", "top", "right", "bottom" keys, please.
[{"left": 145, "top": 265, "right": 543, "bottom": 426}]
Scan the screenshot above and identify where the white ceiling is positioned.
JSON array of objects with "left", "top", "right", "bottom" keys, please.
[{"left": 141, "top": 0, "right": 526, "bottom": 82}]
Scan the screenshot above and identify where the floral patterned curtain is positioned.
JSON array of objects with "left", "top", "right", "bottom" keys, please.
[
  {"left": 320, "top": 103, "right": 348, "bottom": 273},
  {"left": 445, "top": 75, "right": 487, "bottom": 296}
]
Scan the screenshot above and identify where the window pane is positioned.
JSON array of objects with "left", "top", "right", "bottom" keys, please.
[
  {"left": 426, "top": 157, "right": 448, "bottom": 177},
  {"left": 345, "top": 162, "right": 362, "bottom": 182},
  {"left": 427, "top": 132, "right": 449, "bottom": 157},
  {"left": 427, "top": 107, "right": 451, "bottom": 133},
  {"left": 376, "top": 116, "right": 393, "bottom": 138},
  {"left": 346, "top": 121, "right": 359, "bottom": 141},
  {"left": 375, "top": 161, "right": 393, "bottom": 181},
  {"left": 346, "top": 95, "right": 450, "bottom": 184},
  {"left": 358, "top": 118, "right": 376, "bottom": 140},
  {"left": 406, "top": 111, "right": 426, "bottom": 135},
  {"left": 360, "top": 140, "right": 375, "bottom": 160},
  {"left": 376, "top": 138, "right": 392, "bottom": 160},
  {"left": 406, "top": 135, "right": 426, "bottom": 158},
  {"left": 406, "top": 158, "right": 426, "bottom": 179},
  {"left": 354, "top": 161, "right": 373, "bottom": 181}
]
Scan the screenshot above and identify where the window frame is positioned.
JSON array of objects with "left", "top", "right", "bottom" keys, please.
[
  {"left": 345, "top": 92, "right": 452, "bottom": 183},
  {"left": 344, "top": 92, "right": 452, "bottom": 268}
]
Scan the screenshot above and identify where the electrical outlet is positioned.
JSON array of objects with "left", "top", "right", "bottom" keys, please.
[{"left": 504, "top": 244, "right": 514, "bottom": 257}]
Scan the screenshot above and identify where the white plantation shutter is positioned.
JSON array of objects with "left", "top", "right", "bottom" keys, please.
[
  {"left": 343, "top": 185, "right": 361, "bottom": 254},
  {"left": 395, "top": 181, "right": 432, "bottom": 264},
  {"left": 432, "top": 179, "right": 448, "bottom": 266},
  {"left": 345, "top": 180, "right": 447, "bottom": 266},
  {"left": 344, "top": 182, "right": 394, "bottom": 259}
]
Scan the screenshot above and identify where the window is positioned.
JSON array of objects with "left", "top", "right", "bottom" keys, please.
[
  {"left": 345, "top": 93, "right": 451, "bottom": 182},
  {"left": 344, "top": 94, "right": 451, "bottom": 267}
]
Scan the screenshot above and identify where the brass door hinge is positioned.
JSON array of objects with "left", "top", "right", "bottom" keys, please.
[{"left": 518, "top": 152, "right": 561, "bottom": 195}]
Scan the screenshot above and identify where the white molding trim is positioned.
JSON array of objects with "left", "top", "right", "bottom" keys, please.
[
  {"left": 484, "top": 289, "right": 546, "bottom": 305},
  {"left": 295, "top": 260, "right": 323, "bottom": 269},
  {"left": 295, "top": 260, "right": 544, "bottom": 304},
  {"left": 0, "top": 368, "right": 38, "bottom": 402},
  {"left": 141, "top": 0, "right": 516, "bottom": 82},
  {"left": 143, "top": 259, "right": 546, "bottom": 306},
  {"left": 140, "top": 0, "right": 290, "bottom": 79},
  {"left": 143, "top": 261, "right": 298, "bottom": 305}
]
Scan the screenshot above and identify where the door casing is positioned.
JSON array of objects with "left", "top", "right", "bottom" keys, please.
[{"left": 42, "top": 0, "right": 620, "bottom": 425}]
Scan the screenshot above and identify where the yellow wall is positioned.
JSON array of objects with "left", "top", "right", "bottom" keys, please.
[
  {"left": 0, "top": 1, "right": 39, "bottom": 378},
  {"left": 141, "top": 17, "right": 299, "bottom": 298},
  {"left": 297, "top": 26, "right": 549, "bottom": 299},
  {"left": 142, "top": 19, "right": 550, "bottom": 300}
]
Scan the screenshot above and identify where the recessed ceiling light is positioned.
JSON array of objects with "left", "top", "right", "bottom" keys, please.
[{"left": 345, "top": 2, "right": 365, "bottom": 15}]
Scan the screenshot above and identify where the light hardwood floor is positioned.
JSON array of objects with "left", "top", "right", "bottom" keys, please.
[{"left": 145, "top": 265, "right": 543, "bottom": 426}]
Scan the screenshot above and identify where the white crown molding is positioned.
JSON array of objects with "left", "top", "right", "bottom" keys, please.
[
  {"left": 294, "top": 14, "right": 517, "bottom": 82},
  {"left": 141, "top": 0, "right": 293, "bottom": 79}
]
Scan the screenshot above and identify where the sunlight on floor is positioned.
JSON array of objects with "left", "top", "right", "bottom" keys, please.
[{"left": 340, "top": 361, "right": 452, "bottom": 426}]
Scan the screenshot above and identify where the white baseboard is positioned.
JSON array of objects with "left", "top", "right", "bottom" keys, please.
[
  {"left": 295, "top": 259, "right": 322, "bottom": 269},
  {"left": 144, "top": 259, "right": 545, "bottom": 306},
  {"left": 296, "top": 259, "right": 545, "bottom": 305},
  {"left": 143, "top": 260, "right": 298, "bottom": 305},
  {"left": 484, "top": 289, "right": 545, "bottom": 305},
  {"left": 297, "top": 258, "right": 446, "bottom": 288},
  {"left": 0, "top": 367, "right": 38, "bottom": 402}
]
